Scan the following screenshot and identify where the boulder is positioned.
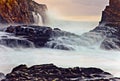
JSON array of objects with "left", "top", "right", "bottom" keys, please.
[
  {"left": 3, "top": 64, "right": 119, "bottom": 81},
  {"left": 4, "top": 25, "right": 79, "bottom": 50},
  {"left": 0, "top": 38, "right": 34, "bottom": 48},
  {"left": 0, "top": 73, "right": 5, "bottom": 81},
  {"left": 5, "top": 25, "right": 52, "bottom": 47}
]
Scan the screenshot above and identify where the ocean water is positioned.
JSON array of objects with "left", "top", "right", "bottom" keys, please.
[{"left": 0, "top": 20, "right": 120, "bottom": 77}]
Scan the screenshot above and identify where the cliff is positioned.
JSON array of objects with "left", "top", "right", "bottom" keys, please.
[
  {"left": 100, "top": 0, "right": 120, "bottom": 26},
  {"left": 0, "top": 0, "right": 48, "bottom": 24},
  {"left": 74, "top": 0, "right": 120, "bottom": 50},
  {"left": 90, "top": 0, "right": 120, "bottom": 50}
]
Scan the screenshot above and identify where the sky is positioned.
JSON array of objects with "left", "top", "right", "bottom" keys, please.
[{"left": 34, "top": 0, "right": 109, "bottom": 21}]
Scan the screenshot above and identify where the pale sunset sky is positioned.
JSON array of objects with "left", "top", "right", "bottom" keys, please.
[{"left": 34, "top": 0, "right": 109, "bottom": 21}]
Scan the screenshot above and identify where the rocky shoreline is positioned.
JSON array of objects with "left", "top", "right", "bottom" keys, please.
[
  {"left": 0, "top": 0, "right": 120, "bottom": 50},
  {"left": 0, "top": 0, "right": 120, "bottom": 81},
  {"left": 0, "top": 64, "right": 120, "bottom": 81},
  {"left": 0, "top": 25, "right": 78, "bottom": 50},
  {"left": 0, "top": 0, "right": 119, "bottom": 50}
]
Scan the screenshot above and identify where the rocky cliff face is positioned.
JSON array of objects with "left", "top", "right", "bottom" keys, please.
[
  {"left": 0, "top": 0, "right": 48, "bottom": 24},
  {"left": 96, "top": 0, "right": 120, "bottom": 50},
  {"left": 81, "top": 0, "right": 120, "bottom": 50},
  {"left": 100, "top": 0, "right": 120, "bottom": 26}
]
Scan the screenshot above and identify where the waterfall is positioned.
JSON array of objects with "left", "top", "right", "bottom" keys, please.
[{"left": 33, "top": 12, "right": 43, "bottom": 25}]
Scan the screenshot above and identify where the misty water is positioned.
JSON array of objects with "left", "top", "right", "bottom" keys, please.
[{"left": 0, "top": 20, "right": 120, "bottom": 77}]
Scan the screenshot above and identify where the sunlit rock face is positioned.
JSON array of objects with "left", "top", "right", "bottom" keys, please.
[{"left": 0, "top": 0, "right": 48, "bottom": 24}]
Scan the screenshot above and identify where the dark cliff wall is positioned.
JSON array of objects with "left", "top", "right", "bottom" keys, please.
[
  {"left": 0, "top": 0, "right": 48, "bottom": 24},
  {"left": 91, "top": 0, "right": 120, "bottom": 50},
  {"left": 100, "top": 0, "right": 120, "bottom": 26}
]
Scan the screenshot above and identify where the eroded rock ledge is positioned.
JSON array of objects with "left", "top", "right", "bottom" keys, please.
[
  {"left": 1, "top": 64, "right": 120, "bottom": 81},
  {"left": 0, "top": 25, "right": 78, "bottom": 50}
]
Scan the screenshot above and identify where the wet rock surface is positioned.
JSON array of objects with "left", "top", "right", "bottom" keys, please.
[
  {"left": 2, "top": 64, "right": 120, "bottom": 81},
  {"left": 95, "top": 0, "right": 120, "bottom": 50},
  {"left": 5, "top": 25, "right": 52, "bottom": 47},
  {"left": 3, "top": 25, "right": 78, "bottom": 50},
  {"left": 0, "top": 73, "right": 5, "bottom": 81},
  {"left": 98, "top": 2, "right": 120, "bottom": 50},
  {"left": 90, "top": 24, "right": 120, "bottom": 50}
]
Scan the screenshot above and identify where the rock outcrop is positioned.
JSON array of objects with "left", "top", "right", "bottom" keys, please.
[
  {"left": 4, "top": 25, "right": 52, "bottom": 47},
  {"left": 2, "top": 64, "right": 120, "bottom": 81},
  {"left": 0, "top": 0, "right": 48, "bottom": 24},
  {"left": 100, "top": 0, "right": 120, "bottom": 26},
  {"left": 96, "top": 0, "right": 120, "bottom": 50},
  {"left": 3, "top": 25, "right": 78, "bottom": 50},
  {"left": 0, "top": 73, "right": 5, "bottom": 81},
  {"left": 79, "top": 0, "right": 120, "bottom": 50}
]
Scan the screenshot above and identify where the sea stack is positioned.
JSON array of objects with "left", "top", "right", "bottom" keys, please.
[
  {"left": 92, "top": 0, "right": 120, "bottom": 50},
  {"left": 100, "top": 0, "right": 120, "bottom": 26},
  {"left": 79, "top": 0, "right": 120, "bottom": 50},
  {"left": 0, "top": 0, "right": 48, "bottom": 24}
]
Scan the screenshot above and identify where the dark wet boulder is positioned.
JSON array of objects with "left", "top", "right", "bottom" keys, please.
[
  {"left": 0, "top": 73, "right": 5, "bottom": 81},
  {"left": 100, "top": 37, "right": 120, "bottom": 50},
  {"left": 45, "top": 42, "right": 74, "bottom": 50},
  {"left": 0, "top": 38, "right": 34, "bottom": 48},
  {"left": 11, "top": 65, "right": 28, "bottom": 72},
  {"left": 5, "top": 25, "right": 52, "bottom": 47},
  {"left": 3, "top": 64, "right": 120, "bottom": 81},
  {"left": 4, "top": 25, "right": 80, "bottom": 50}
]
